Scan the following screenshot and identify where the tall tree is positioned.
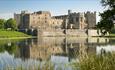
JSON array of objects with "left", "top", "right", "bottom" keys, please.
[
  {"left": 0, "top": 19, "right": 5, "bottom": 29},
  {"left": 4, "top": 18, "right": 17, "bottom": 30},
  {"left": 97, "top": 0, "right": 115, "bottom": 35}
]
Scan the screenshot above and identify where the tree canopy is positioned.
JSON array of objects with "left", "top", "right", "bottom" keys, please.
[
  {"left": 0, "top": 19, "right": 5, "bottom": 29},
  {"left": 97, "top": 0, "right": 115, "bottom": 35},
  {"left": 4, "top": 18, "right": 17, "bottom": 30}
]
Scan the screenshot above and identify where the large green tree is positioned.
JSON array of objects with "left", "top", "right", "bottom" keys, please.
[
  {"left": 0, "top": 19, "right": 5, "bottom": 29},
  {"left": 4, "top": 18, "right": 17, "bottom": 30},
  {"left": 97, "top": 0, "right": 115, "bottom": 35}
]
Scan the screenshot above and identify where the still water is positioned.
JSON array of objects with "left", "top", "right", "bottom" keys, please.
[{"left": 0, "top": 37, "right": 115, "bottom": 70}]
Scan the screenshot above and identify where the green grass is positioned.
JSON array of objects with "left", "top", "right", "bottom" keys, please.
[
  {"left": 101, "top": 33, "right": 115, "bottom": 38},
  {"left": 93, "top": 33, "right": 115, "bottom": 38},
  {"left": 109, "top": 34, "right": 115, "bottom": 37},
  {"left": 5, "top": 62, "right": 55, "bottom": 70},
  {"left": 0, "top": 30, "right": 31, "bottom": 38},
  {"left": 72, "top": 52, "right": 115, "bottom": 70},
  {"left": 4, "top": 52, "right": 115, "bottom": 70}
]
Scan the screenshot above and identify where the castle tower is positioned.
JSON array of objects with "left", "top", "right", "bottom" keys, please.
[
  {"left": 85, "top": 11, "right": 96, "bottom": 29},
  {"left": 79, "top": 13, "right": 87, "bottom": 29},
  {"left": 68, "top": 10, "right": 72, "bottom": 15}
]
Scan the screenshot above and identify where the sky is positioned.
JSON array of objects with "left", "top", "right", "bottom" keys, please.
[{"left": 0, "top": 0, "right": 104, "bottom": 22}]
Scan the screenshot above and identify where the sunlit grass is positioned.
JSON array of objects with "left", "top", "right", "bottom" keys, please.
[
  {"left": 5, "top": 62, "right": 55, "bottom": 70},
  {"left": 3, "top": 52, "right": 115, "bottom": 70},
  {"left": 109, "top": 34, "right": 115, "bottom": 37},
  {"left": 0, "top": 30, "right": 31, "bottom": 38},
  {"left": 72, "top": 52, "right": 115, "bottom": 70}
]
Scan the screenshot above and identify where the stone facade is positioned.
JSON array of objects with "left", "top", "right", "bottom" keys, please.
[
  {"left": 14, "top": 13, "right": 21, "bottom": 28},
  {"left": 14, "top": 10, "right": 99, "bottom": 37},
  {"left": 38, "top": 29, "right": 101, "bottom": 37},
  {"left": 85, "top": 11, "right": 96, "bottom": 29},
  {"left": 14, "top": 11, "right": 63, "bottom": 29},
  {"left": 16, "top": 37, "right": 109, "bottom": 61},
  {"left": 53, "top": 10, "right": 96, "bottom": 29},
  {"left": 14, "top": 10, "right": 96, "bottom": 30}
]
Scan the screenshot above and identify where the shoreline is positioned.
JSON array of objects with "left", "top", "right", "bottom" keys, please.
[
  {"left": 0, "top": 30, "right": 35, "bottom": 40},
  {"left": 0, "top": 35, "right": 115, "bottom": 40},
  {"left": 0, "top": 36, "right": 36, "bottom": 40}
]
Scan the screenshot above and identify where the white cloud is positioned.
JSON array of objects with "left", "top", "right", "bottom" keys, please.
[{"left": 0, "top": 13, "right": 13, "bottom": 20}]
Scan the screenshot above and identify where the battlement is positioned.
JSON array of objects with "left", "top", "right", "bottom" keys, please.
[
  {"left": 14, "top": 10, "right": 96, "bottom": 30},
  {"left": 21, "top": 10, "right": 30, "bottom": 14},
  {"left": 85, "top": 11, "right": 96, "bottom": 15},
  {"left": 33, "top": 11, "right": 51, "bottom": 14}
]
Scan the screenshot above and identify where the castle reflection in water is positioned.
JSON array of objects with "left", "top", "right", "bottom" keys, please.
[{"left": 16, "top": 37, "right": 110, "bottom": 62}]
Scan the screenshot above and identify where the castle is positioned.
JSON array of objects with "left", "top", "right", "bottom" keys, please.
[
  {"left": 54, "top": 10, "right": 96, "bottom": 29},
  {"left": 14, "top": 10, "right": 96, "bottom": 30}
]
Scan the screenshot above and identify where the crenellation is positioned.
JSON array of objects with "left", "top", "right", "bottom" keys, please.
[{"left": 14, "top": 10, "right": 96, "bottom": 30}]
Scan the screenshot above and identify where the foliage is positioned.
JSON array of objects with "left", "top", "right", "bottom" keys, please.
[
  {"left": 0, "top": 19, "right": 5, "bottom": 29},
  {"left": 72, "top": 52, "right": 115, "bottom": 70},
  {"left": 4, "top": 18, "right": 17, "bottom": 30},
  {"left": 101, "top": 0, "right": 115, "bottom": 8},
  {"left": 0, "top": 39, "right": 23, "bottom": 54},
  {"left": 0, "top": 43, "right": 17, "bottom": 55},
  {"left": 97, "top": 0, "right": 115, "bottom": 35},
  {"left": 4, "top": 43, "right": 17, "bottom": 54},
  {"left": 42, "top": 62, "right": 54, "bottom": 70},
  {"left": 5, "top": 62, "right": 55, "bottom": 70}
]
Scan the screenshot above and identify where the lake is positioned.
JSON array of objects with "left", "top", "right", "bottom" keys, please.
[{"left": 0, "top": 37, "right": 115, "bottom": 70}]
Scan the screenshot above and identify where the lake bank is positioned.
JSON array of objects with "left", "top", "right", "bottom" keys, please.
[
  {"left": 0, "top": 30, "right": 115, "bottom": 40},
  {"left": 0, "top": 30, "right": 32, "bottom": 39}
]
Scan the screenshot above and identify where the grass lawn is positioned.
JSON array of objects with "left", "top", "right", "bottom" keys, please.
[
  {"left": 102, "top": 34, "right": 115, "bottom": 38},
  {"left": 93, "top": 33, "right": 115, "bottom": 38},
  {"left": 0, "top": 30, "right": 31, "bottom": 38},
  {"left": 109, "top": 34, "right": 115, "bottom": 37}
]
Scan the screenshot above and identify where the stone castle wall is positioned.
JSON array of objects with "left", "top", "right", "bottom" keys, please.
[{"left": 38, "top": 29, "right": 100, "bottom": 37}]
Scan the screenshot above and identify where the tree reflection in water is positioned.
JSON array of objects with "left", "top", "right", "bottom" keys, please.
[{"left": 0, "top": 37, "right": 114, "bottom": 70}]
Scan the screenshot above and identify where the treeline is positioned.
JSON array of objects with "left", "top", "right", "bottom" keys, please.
[
  {"left": 97, "top": 0, "right": 115, "bottom": 35},
  {"left": 0, "top": 18, "right": 17, "bottom": 30}
]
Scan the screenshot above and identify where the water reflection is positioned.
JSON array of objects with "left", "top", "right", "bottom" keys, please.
[
  {"left": 14, "top": 37, "right": 110, "bottom": 61},
  {"left": 0, "top": 37, "right": 115, "bottom": 69}
]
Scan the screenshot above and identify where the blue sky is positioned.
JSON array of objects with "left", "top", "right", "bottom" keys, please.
[{"left": 0, "top": 0, "right": 104, "bottom": 22}]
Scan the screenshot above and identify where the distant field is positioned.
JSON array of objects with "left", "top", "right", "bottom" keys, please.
[{"left": 0, "top": 30, "right": 31, "bottom": 38}]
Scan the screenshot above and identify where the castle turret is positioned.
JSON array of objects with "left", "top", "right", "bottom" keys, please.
[
  {"left": 85, "top": 11, "right": 96, "bottom": 29},
  {"left": 68, "top": 10, "right": 72, "bottom": 15}
]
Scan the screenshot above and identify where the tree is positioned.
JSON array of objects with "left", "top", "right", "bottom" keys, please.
[
  {"left": 4, "top": 43, "right": 17, "bottom": 54},
  {"left": 4, "top": 18, "right": 17, "bottom": 30},
  {"left": 97, "top": 0, "right": 115, "bottom": 35},
  {"left": 0, "top": 19, "right": 5, "bottom": 29}
]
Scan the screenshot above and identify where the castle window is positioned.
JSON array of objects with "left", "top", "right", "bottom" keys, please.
[
  {"left": 45, "top": 14, "right": 47, "bottom": 16},
  {"left": 76, "top": 17, "right": 79, "bottom": 22},
  {"left": 37, "top": 21, "right": 39, "bottom": 23},
  {"left": 81, "top": 17, "right": 83, "bottom": 22},
  {"left": 38, "top": 17, "right": 40, "bottom": 19},
  {"left": 53, "top": 48, "right": 55, "bottom": 51},
  {"left": 45, "top": 17, "right": 47, "bottom": 19},
  {"left": 33, "top": 21, "right": 35, "bottom": 23},
  {"left": 45, "top": 21, "right": 47, "bottom": 23}
]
